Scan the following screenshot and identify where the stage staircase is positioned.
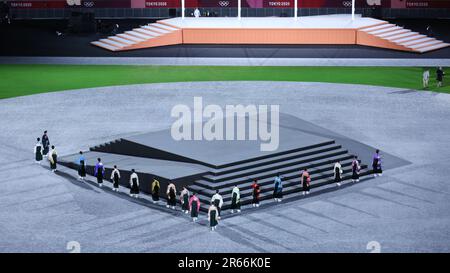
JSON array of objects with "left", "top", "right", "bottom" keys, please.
[
  {"left": 187, "top": 140, "right": 371, "bottom": 213},
  {"left": 357, "top": 22, "right": 449, "bottom": 53},
  {"left": 63, "top": 136, "right": 375, "bottom": 214},
  {"left": 91, "top": 18, "right": 449, "bottom": 53},
  {"left": 91, "top": 22, "right": 182, "bottom": 51}
]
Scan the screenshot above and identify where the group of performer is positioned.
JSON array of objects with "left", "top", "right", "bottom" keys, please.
[
  {"left": 334, "top": 156, "right": 360, "bottom": 187},
  {"left": 422, "top": 67, "right": 445, "bottom": 89},
  {"left": 34, "top": 129, "right": 383, "bottom": 231},
  {"left": 34, "top": 131, "right": 58, "bottom": 172},
  {"left": 333, "top": 153, "right": 382, "bottom": 186}
]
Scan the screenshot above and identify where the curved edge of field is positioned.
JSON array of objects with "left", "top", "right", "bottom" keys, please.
[{"left": 1, "top": 64, "right": 449, "bottom": 99}]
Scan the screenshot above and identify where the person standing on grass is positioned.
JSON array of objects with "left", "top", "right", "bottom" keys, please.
[
  {"left": 372, "top": 150, "right": 383, "bottom": 177},
  {"left": 110, "top": 165, "right": 120, "bottom": 192},
  {"left": 151, "top": 177, "right": 160, "bottom": 203},
  {"left": 334, "top": 161, "right": 343, "bottom": 187},
  {"left": 208, "top": 203, "right": 219, "bottom": 231},
  {"left": 230, "top": 185, "right": 241, "bottom": 213},
  {"left": 129, "top": 169, "right": 140, "bottom": 198},
  {"left": 166, "top": 182, "right": 177, "bottom": 210},
  {"left": 423, "top": 68, "right": 430, "bottom": 89},
  {"left": 251, "top": 179, "right": 261, "bottom": 208},
  {"left": 352, "top": 156, "right": 361, "bottom": 182},
  {"left": 42, "top": 130, "right": 50, "bottom": 156},
  {"left": 301, "top": 168, "right": 311, "bottom": 195},
  {"left": 211, "top": 190, "right": 223, "bottom": 219},
  {"left": 34, "top": 137, "right": 43, "bottom": 164},
  {"left": 437, "top": 67, "right": 444, "bottom": 88},
  {"left": 48, "top": 145, "right": 58, "bottom": 172},
  {"left": 189, "top": 192, "right": 200, "bottom": 222},
  {"left": 94, "top": 158, "right": 105, "bottom": 187},
  {"left": 273, "top": 173, "right": 283, "bottom": 202},
  {"left": 180, "top": 187, "right": 190, "bottom": 214},
  {"left": 77, "top": 151, "right": 86, "bottom": 181}
]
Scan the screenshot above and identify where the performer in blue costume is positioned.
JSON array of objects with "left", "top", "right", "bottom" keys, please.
[
  {"left": 372, "top": 150, "right": 382, "bottom": 177},
  {"left": 94, "top": 158, "right": 105, "bottom": 187},
  {"left": 273, "top": 173, "right": 283, "bottom": 202}
]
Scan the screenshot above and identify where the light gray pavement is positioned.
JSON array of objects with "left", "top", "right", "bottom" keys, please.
[
  {"left": 1, "top": 56, "right": 450, "bottom": 66},
  {"left": 1, "top": 81, "right": 450, "bottom": 252}
]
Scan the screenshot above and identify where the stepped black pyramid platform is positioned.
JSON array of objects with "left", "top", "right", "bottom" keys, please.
[{"left": 60, "top": 112, "right": 409, "bottom": 212}]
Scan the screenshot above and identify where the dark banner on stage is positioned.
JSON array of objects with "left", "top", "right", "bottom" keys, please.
[
  {"left": 143, "top": 0, "right": 180, "bottom": 8},
  {"left": 262, "top": 0, "right": 391, "bottom": 8},
  {"left": 9, "top": 0, "right": 131, "bottom": 8},
  {"left": 405, "top": 0, "right": 450, "bottom": 8},
  {"left": 9, "top": 0, "right": 67, "bottom": 8}
]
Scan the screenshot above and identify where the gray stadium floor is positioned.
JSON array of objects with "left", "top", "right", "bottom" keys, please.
[{"left": 1, "top": 82, "right": 450, "bottom": 252}]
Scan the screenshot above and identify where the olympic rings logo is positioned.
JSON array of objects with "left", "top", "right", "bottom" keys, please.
[
  {"left": 342, "top": 1, "right": 352, "bottom": 7},
  {"left": 83, "top": 1, "right": 95, "bottom": 8},
  {"left": 219, "top": 1, "right": 230, "bottom": 7}
]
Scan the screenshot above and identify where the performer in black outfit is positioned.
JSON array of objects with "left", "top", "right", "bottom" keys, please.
[
  {"left": 49, "top": 145, "right": 57, "bottom": 172},
  {"left": 273, "top": 173, "right": 283, "bottom": 202},
  {"left": 41, "top": 130, "right": 50, "bottom": 156},
  {"left": 129, "top": 169, "right": 140, "bottom": 198},
  {"left": 166, "top": 182, "right": 177, "bottom": 210},
  {"left": 77, "top": 151, "right": 86, "bottom": 181},
  {"left": 372, "top": 149, "right": 383, "bottom": 177},
  {"left": 211, "top": 190, "right": 223, "bottom": 219},
  {"left": 208, "top": 203, "right": 219, "bottom": 231},
  {"left": 34, "top": 137, "right": 43, "bottom": 164},
  {"left": 94, "top": 158, "right": 105, "bottom": 187},
  {"left": 351, "top": 156, "right": 360, "bottom": 182},
  {"left": 180, "top": 187, "right": 190, "bottom": 213},
  {"left": 436, "top": 67, "right": 445, "bottom": 88},
  {"left": 334, "top": 161, "right": 343, "bottom": 187},
  {"left": 110, "top": 165, "right": 120, "bottom": 192},
  {"left": 151, "top": 177, "right": 160, "bottom": 203},
  {"left": 301, "top": 169, "right": 311, "bottom": 195},
  {"left": 251, "top": 179, "right": 260, "bottom": 207},
  {"left": 230, "top": 186, "right": 241, "bottom": 213},
  {"left": 189, "top": 193, "right": 200, "bottom": 222}
]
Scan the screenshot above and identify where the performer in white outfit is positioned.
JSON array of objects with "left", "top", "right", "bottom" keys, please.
[
  {"left": 110, "top": 166, "right": 121, "bottom": 192},
  {"left": 34, "top": 138, "right": 43, "bottom": 164},
  {"left": 423, "top": 69, "right": 430, "bottom": 89},
  {"left": 334, "top": 161, "right": 343, "bottom": 187},
  {"left": 211, "top": 190, "right": 223, "bottom": 219},
  {"left": 129, "top": 170, "right": 140, "bottom": 198}
]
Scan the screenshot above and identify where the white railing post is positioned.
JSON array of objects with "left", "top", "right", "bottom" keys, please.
[
  {"left": 182, "top": 0, "right": 185, "bottom": 19},
  {"left": 294, "top": 0, "right": 298, "bottom": 20},
  {"left": 238, "top": 0, "right": 241, "bottom": 20},
  {"left": 351, "top": 0, "right": 355, "bottom": 21}
]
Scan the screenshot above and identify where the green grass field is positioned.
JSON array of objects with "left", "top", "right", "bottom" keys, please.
[{"left": 0, "top": 65, "right": 448, "bottom": 99}]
